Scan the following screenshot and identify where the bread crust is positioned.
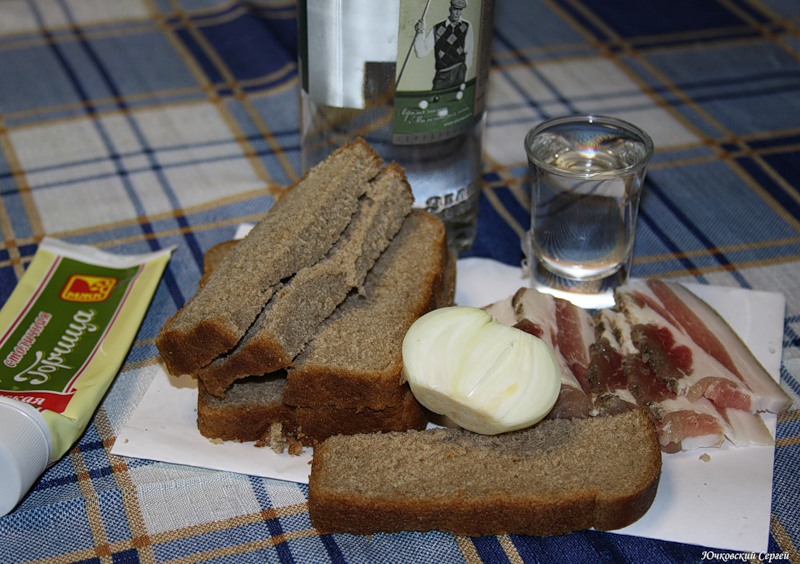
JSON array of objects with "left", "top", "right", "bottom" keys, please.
[
  {"left": 196, "top": 164, "right": 413, "bottom": 396},
  {"left": 199, "top": 240, "right": 238, "bottom": 290},
  {"left": 193, "top": 210, "right": 449, "bottom": 447},
  {"left": 197, "top": 378, "right": 291, "bottom": 442},
  {"left": 197, "top": 377, "right": 427, "bottom": 447},
  {"left": 308, "top": 409, "right": 662, "bottom": 536},
  {"left": 155, "top": 139, "right": 384, "bottom": 376},
  {"left": 283, "top": 210, "right": 452, "bottom": 410}
]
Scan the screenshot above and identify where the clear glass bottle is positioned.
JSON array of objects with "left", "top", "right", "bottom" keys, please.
[{"left": 298, "top": 0, "right": 495, "bottom": 253}]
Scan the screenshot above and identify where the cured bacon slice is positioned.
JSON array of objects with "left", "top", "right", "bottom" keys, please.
[
  {"left": 616, "top": 279, "right": 789, "bottom": 414},
  {"left": 623, "top": 353, "right": 677, "bottom": 405},
  {"left": 514, "top": 289, "right": 595, "bottom": 419},
  {"left": 587, "top": 337, "right": 626, "bottom": 394},
  {"left": 686, "top": 377, "right": 751, "bottom": 411},
  {"left": 628, "top": 323, "right": 687, "bottom": 396},
  {"left": 654, "top": 395, "right": 774, "bottom": 451},
  {"left": 482, "top": 280, "right": 786, "bottom": 452},
  {"left": 721, "top": 406, "right": 775, "bottom": 447},
  {"left": 587, "top": 311, "right": 639, "bottom": 416},
  {"left": 553, "top": 298, "right": 594, "bottom": 395},
  {"left": 591, "top": 294, "right": 780, "bottom": 452},
  {"left": 657, "top": 407, "right": 725, "bottom": 453},
  {"left": 482, "top": 294, "right": 516, "bottom": 327},
  {"left": 545, "top": 384, "right": 594, "bottom": 420}
]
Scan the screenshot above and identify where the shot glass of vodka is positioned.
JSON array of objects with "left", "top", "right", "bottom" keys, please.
[{"left": 524, "top": 115, "right": 654, "bottom": 309}]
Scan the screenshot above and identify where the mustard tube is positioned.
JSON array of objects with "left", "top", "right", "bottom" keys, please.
[{"left": 0, "top": 237, "right": 172, "bottom": 515}]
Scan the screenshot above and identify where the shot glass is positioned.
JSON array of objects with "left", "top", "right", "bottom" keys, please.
[{"left": 524, "top": 115, "right": 654, "bottom": 309}]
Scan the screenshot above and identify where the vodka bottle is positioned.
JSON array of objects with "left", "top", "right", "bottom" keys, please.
[{"left": 298, "top": 0, "right": 495, "bottom": 253}]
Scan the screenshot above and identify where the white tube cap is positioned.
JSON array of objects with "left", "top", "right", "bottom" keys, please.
[{"left": 0, "top": 397, "right": 52, "bottom": 516}]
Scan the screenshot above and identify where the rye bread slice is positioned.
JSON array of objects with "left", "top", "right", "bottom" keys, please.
[
  {"left": 197, "top": 375, "right": 290, "bottom": 445},
  {"left": 196, "top": 163, "right": 413, "bottom": 396},
  {"left": 155, "top": 139, "right": 383, "bottom": 376},
  {"left": 198, "top": 240, "right": 237, "bottom": 290},
  {"left": 197, "top": 375, "right": 427, "bottom": 450},
  {"left": 282, "top": 210, "right": 454, "bottom": 410},
  {"left": 308, "top": 409, "right": 661, "bottom": 536}
]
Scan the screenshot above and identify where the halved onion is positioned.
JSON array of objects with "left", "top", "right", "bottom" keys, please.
[{"left": 402, "top": 306, "right": 561, "bottom": 435}]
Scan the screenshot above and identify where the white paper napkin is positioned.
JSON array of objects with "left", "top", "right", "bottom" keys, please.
[{"left": 113, "top": 257, "right": 786, "bottom": 553}]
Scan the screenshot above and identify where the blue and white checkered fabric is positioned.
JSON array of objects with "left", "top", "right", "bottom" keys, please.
[{"left": 1, "top": 1, "right": 798, "bottom": 562}]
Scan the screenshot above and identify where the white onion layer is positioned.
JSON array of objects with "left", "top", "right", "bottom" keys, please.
[{"left": 402, "top": 306, "right": 561, "bottom": 435}]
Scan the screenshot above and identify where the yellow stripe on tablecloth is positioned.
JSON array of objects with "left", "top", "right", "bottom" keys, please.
[
  {"left": 156, "top": 5, "right": 298, "bottom": 189},
  {"left": 97, "top": 408, "right": 160, "bottom": 563},
  {"left": 70, "top": 440, "right": 115, "bottom": 560},
  {"left": 770, "top": 513, "right": 799, "bottom": 563}
]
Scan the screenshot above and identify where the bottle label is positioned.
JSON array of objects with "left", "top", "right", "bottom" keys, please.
[
  {"left": 393, "top": 0, "right": 493, "bottom": 144},
  {"left": 298, "top": 0, "right": 493, "bottom": 144}
]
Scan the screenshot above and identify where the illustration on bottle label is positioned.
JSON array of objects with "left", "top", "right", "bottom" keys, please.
[{"left": 394, "top": 0, "right": 489, "bottom": 144}]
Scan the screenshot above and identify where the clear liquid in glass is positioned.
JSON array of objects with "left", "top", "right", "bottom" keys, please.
[{"left": 526, "top": 119, "right": 652, "bottom": 309}]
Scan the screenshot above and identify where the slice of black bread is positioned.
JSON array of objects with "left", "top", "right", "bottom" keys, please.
[
  {"left": 196, "top": 163, "right": 413, "bottom": 396},
  {"left": 197, "top": 375, "right": 427, "bottom": 450},
  {"left": 282, "top": 210, "right": 454, "bottom": 410},
  {"left": 198, "top": 240, "right": 237, "bottom": 290},
  {"left": 308, "top": 409, "right": 661, "bottom": 536},
  {"left": 197, "top": 375, "right": 290, "bottom": 445},
  {"left": 155, "top": 139, "right": 383, "bottom": 376}
]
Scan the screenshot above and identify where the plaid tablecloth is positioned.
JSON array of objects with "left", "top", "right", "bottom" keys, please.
[{"left": 1, "top": 1, "right": 799, "bottom": 562}]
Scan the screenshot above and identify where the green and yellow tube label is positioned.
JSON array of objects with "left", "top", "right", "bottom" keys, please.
[{"left": 0, "top": 238, "right": 172, "bottom": 460}]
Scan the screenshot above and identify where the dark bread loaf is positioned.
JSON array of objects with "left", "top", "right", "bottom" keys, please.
[
  {"left": 155, "top": 139, "right": 383, "bottom": 376},
  {"left": 308, "top": 409, "right": 661, "bottom": 536},
  {"left": 194, "top": 209, "right": 453, "bottom": 447},
  {"left": 282, "top": 209, "right": 454, "bottom": 410},
  {"left": 196, "top": 163, "right": 413, "bottom": 396},
  {"left": 197, "top": 375, "right": 427, "bottom": 448},
  {"left": 196, "top": 210, "right": 453, "bottom": 411}
]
